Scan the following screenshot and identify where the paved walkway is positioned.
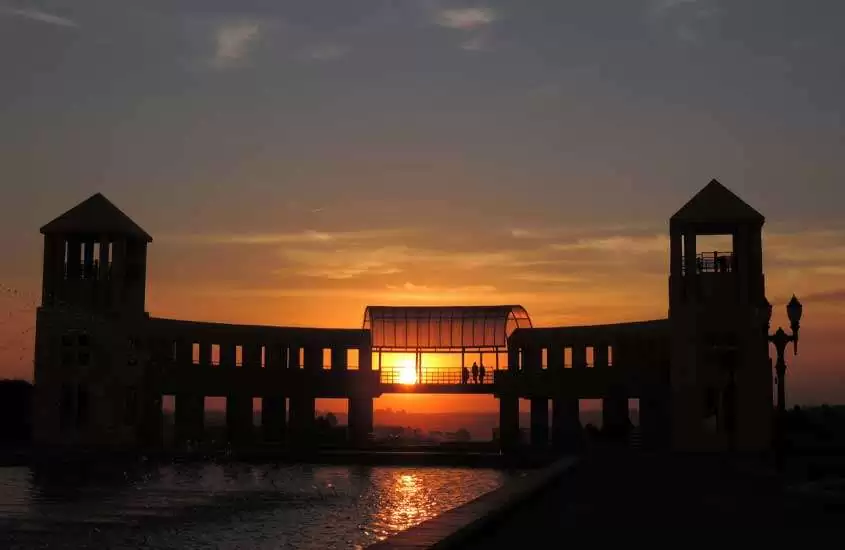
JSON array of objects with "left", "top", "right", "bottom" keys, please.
[{"left": 460, "top": 451, "right": 842, "bottom": 547}]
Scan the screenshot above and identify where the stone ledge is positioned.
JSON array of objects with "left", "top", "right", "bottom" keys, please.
[{"left": 368, "top": 457, "right": 577, "bottom": 550}]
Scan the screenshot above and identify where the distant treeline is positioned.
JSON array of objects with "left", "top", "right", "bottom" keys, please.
[
  {"left": 0, "top": 379, "right": 33, "bottom": 445},
  {"left": 786, "top": 404, "right": 845, "bottom": 451}
]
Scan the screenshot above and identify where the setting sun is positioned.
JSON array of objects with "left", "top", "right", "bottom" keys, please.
[{"left": 398, "top": 358, "right": 418, "bottom": 385}]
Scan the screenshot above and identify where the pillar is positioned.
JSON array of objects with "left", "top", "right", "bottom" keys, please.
[
  {"left": 602, "top": 393, "right": 630, "bottom": 439},
  {"left": 220, "top": 343, "right": 235, "bottom": 368},
  {"left": 174, "top": 393, "right": 204, "bottom": 445},
  {"left": 110, "top": 238, "right": 126, "bottom": 310},
  {"left": 572, "top": 345, "right": 587, "bottom": 369},
  {"left": 547, "top": 346, "right": 564, "bottom": 372},
  {"left": 594, "top": 345, "right": 609, "bottom": 369},
  {"left": 226, "top": 394, "right": 253, "bottom": 446},
  {"left": 359, "top": 346, "right": 372, "bottom": 370},
  {"left": 262, "top": 396, "right": 286, "bottom": 443},
  {"left": 683, "top": 231, "right": 696, "bottom": 301},
  {"left": 243, "top": 343, "right": 262, "bottom": 369},
  {"left": 304, "top": 346, "right": 322, "bottom": 371},
  {"left": 530, "top": 398, "right": 549, "bottom": 446},
  {"left": 552, "top": 397, "right": 580, "bottom": 451},
  {"left": 499, "top": 396, "right": 519, "bottom": 452},
  {"left": 331, "top": 347, "right": 348, "bottom": 371},
  {"left": 348, "top": 397, "right": 374, "bottom": 446},
  {"left": 507, "top": 346, "right": 519, "bottom": 371},
  {"left": 640, "top": 394, "right": 668, "bottom": 450},
  {"left": 289, "top": 396, "right": 316, "bottom": 447}
]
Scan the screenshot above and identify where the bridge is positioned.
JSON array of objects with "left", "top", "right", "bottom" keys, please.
[
  {"left": 138, "top": 306, "right": 670, "bottom": 452},
  {"left": 34, "top": 180, "right": 774, "bottom": 455}
]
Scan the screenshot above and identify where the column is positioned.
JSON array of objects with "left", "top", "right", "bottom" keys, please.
[
  {"left": 262, "top": 396, "right": 286, "bottom": 443},
  {"left": 594, "top": 345, "right": 609, "bottom": 369},
  {"left": 498, "top": 396, "right": 519, "bottom": 452},
  {"left": 547, "top": 346, "right": 564, "bottom": 372},
  {"left": 199, "top": 342, "right": 211, "bottom": 367},
  {"left": 733, "top": 226, "right": 750, "bottom": 304},
  {"left": 348, "top": 397, "right": 374, "bottom": 446},
  {"left": 243, "top": 343, "right": 262, "bottom": 369},
  {"left": 683, "top": 231, "right": 696, "bottom": 302},
  {"left": 602, "top": 393, "right": 630, "bottom": 439},
  {"left": 66, "top": 239, "right": 82, "bottom": 280},
  {"left": 507, "top": 346, "right": 520, "bottom": 371},
  {"left": 358, "top": 346, "right": 372, "bottom": 370},
  {"left": 639, "top": 394, "right": 667, "bottom": 450},
  {"left": 304, "top": 346, "right": 322, "bottom": 371},
  {"left": 552, "top": 397, "right": 580, "bottom": 451},
  {"left": 83, "top": 240, "right": 95, "bottom": 279},
  {"left": 289, "top": 396, "right": 316, "bottom": 448},
  {"left": 174, "top": 393, "right": 204, "bottom": 445},
  {"left": 572, "top": 344, "right": 587, "bottom": 369},
  {"left": 522, "top": 345, "right": 542, "bottom": 372},
  {"left": 220, "top": 343, "right": 235, "bottom": 368},
  {"left": 530, "top": 398, "right": 549, "bottom": 447},
  {"left": 331, "top": 347, "right": 348, "bottom": 371},
  {"left": 226, "top": 394, "right": 253, "bottom": 446},
  {"left": 110, "top": 238, "right": 126, "bottom": 309}
]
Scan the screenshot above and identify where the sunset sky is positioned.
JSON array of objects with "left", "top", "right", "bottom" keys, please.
[{"left": 1, "top": 1, "right": 843, "bottom": 410}]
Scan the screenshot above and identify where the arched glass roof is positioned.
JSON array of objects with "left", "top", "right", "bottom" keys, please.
[{"left": 363, "top": 305, "right": 533, "bottom": 350}]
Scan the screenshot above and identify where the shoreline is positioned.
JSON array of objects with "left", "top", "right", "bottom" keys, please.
[{"left": 0, "top": 445, "right": 560, "bottom": 469}]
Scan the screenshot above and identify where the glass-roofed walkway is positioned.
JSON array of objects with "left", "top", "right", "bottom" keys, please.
[{"left": 362, "top": 305, "right": 533, "bottom": 388}]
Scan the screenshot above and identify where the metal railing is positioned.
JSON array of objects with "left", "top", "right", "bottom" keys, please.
[
  {"left": 64, "top": 262, "right": 113, "bottom": 281},
  {"left": 379, "top": 367, "right": 495, "bottom": 385},
  {"left": 682, "top": 251, "right": 735, "bottom": 274}
]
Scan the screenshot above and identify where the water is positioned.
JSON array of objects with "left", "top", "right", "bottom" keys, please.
[{"left": 0, "top": 462, "right": 515, "bottom": 549}]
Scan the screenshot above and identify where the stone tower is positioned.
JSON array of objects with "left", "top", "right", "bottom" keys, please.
[
  {"left": 32, "top": 194, "right": 159, "bottom": 448},
  {"left": 668, "top": 180, "right": 772, "bottom": 452}
]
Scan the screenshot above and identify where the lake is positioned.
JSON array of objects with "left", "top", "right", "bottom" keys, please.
[{"left": 0, "top": 461, "right": 518, "bottom": 549}]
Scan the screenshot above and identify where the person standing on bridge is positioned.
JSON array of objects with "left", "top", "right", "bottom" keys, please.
[
  {"left": 479, "top": 363, "right": 486, "bottom": 384},
  {"left": 471, "top": 362, "right": 479, "bottom": 384},
  {"left": 462, "top": 365, "right": 470, "bottom": 384}
]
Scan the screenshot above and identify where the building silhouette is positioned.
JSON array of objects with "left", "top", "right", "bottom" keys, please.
[{"left": 31, "top": 180, "right": 778, "bottom": 453}]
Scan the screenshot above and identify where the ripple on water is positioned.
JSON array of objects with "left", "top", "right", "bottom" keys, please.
[{"left": 0, "top": 463, "right": 514, "bottom": 549}]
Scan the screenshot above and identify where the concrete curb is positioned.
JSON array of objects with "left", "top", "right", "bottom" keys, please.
[{"left": 369, "top": 457, "right": 577, "bottom": 549}]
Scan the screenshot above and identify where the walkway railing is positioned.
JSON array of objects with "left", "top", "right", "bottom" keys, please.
[{"left": 380, "top": 367, "right": 495, "bottom": 386}]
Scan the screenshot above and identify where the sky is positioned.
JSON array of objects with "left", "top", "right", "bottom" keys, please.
[{"left": 1, "top": 0, "right": 844, "bottom": 410}]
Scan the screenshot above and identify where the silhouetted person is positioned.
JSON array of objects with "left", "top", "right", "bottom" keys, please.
[
  {"left": 479, "top": 364, "right": 486, "bottom": 384},
  {"left": 461, "top": 366, "right": 469, "bottom": 384},
  {"left": 471, "top": 362, "right": 479, "bottom": 384}
]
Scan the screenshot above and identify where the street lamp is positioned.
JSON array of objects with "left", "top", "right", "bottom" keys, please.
[{"left": 760, "top": 295, "right": 803, "bottom": 467}]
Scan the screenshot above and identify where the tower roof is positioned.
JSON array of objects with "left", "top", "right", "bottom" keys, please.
[
  {"left": 40, "top": 193, "right": 153, "bottom": 242},
  {"left": 670, "top": 179, "right": 764, "bottom": 225}
]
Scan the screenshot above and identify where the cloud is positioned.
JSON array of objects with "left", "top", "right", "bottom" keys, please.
[
  {"left": 211, "top": 20, "right": 261, "bottom": 68},
  {"left": 800, "top": 289, "right": 845, "bottom": 304},
  {"left": 304, "top": 43, "right": 348, "bottom": 61},
  {"left": 1, "top": 7, "right": 77, "bottom": 27},
  {"left": 434, "top": 7, "right": 497, "bottom": 30},
  {"left": 161, "top": 228, "right": 408, "bottom": 245},
  {"left": 460, "top": 34, "right": 490, "bottom": 52},
  {"left": 651, "top": 0, "right": 702, "bottom": 15},
  {"left": 277, "top": 245, "right": 532, "bottom": 280},
  {"left": 551, "top": 234, "right": 669, "bottom": 255},
  {"left": 648, "top": 0, "right": 720, "bottom": 43}
]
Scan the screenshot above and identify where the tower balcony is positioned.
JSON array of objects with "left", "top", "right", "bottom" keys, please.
[{"left": 681, "top": 251, "right": 735, "bottom": 275}]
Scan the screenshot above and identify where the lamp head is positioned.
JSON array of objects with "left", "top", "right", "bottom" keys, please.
[
  {"left": 786, "top": 295, "right": 803, "bottom": 327},
  {"left": 786, "top": 295, "right": 802, "bottom": 355}
]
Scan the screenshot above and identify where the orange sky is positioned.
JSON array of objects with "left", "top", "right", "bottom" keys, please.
[{"left": 1, "top": 207, "right": 843, "bottom": 412}]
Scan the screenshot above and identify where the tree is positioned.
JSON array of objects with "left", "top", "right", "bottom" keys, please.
[{"left": 326, "top": 412, "right": 338, "bottom": 428}]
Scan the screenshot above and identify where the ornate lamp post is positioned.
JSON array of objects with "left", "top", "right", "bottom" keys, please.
[{"left": 760, "top": 295, "right": 803, "bottom": 466}]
